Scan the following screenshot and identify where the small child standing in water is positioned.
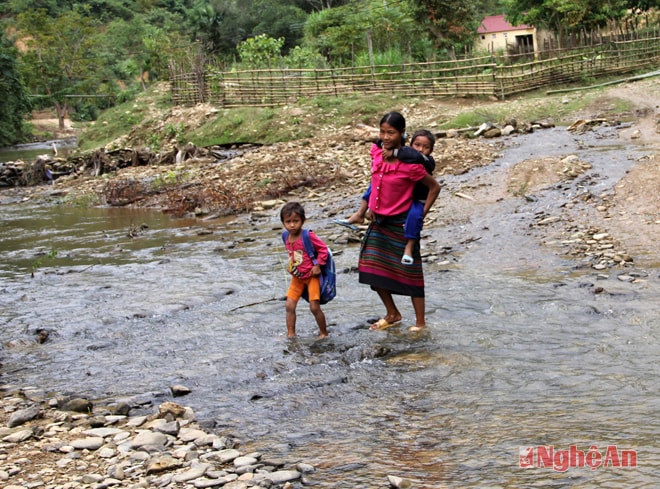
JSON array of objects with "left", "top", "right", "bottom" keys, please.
[{"left": 281, "top": 202, "right": 329, "bottom": 338}]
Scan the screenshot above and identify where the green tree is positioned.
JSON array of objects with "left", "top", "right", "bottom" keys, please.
[
  {"left": 2, "top": 0, "right": 69, "bottom": 16},
  {"left": 17, "top": 8, "right": 102, "bottom": 129},
  {"left": 624, "top": 0, "right": 660, "bottom": 33},
  {"left": 101, "top": 16, "right": 158, "bottom": 90},
  {"left": 237, "top": 34, "right": 284, "bottom": 68},
  {"left": 413, "top": 0, "right": 481, "bottom": 56},
  {"left": 249, "top": 0, "right": 307, "bottom": 53},
  {"left": 303, "top": 4, "right": 366, "bottom": 64},
  {"left": 187, "top": 0, "right": 307, "bottom": 59},
  {"left": 0, "top": 31, "right": 32, "bottom": 146},
  {"left": 187, "top": 0, "right": 246, "bottom": 57},
  {"left": 303, "top": 0, "right": 424, "bottom": 65},
  {"left": 504, "top": 0, "right": 642, "bottom": 45}
]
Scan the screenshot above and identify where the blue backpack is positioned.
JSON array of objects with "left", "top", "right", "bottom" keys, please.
[{"left": 282, "top": 229, "right": 337, "bottom": 304}]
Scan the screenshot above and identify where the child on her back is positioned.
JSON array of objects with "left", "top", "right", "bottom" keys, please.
[
  {"left": 280, "top": 202, "right": 329, "bottom": 338},
  {"left": 337, "top": 129, "right": 437, "bottom": 264}
]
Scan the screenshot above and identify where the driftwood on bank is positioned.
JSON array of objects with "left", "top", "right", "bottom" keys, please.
[{"left": 0, "top": 118, "right": 557, "bottom": 190}]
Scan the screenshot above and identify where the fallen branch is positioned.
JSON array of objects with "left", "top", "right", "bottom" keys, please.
[
  {"left": 229, "top": 297, "right": 281, "bottom": 311},
  {"left": 567, "top": 118, "right": 608, "bottom": 131},
  {"left": 455, "top": 192, "right": 475, "bottom": 201}
]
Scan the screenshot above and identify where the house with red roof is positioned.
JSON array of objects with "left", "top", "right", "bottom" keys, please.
[{"left": 476, "top": 14, "right": 551, "bottom": 56}]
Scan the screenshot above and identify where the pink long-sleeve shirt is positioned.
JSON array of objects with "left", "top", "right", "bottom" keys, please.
[
  {"left": 284, "top": 230, "right": 328, "bottom": 280},
  {"left": 368, "top": 144, "right": 427, "bottom": 216}
]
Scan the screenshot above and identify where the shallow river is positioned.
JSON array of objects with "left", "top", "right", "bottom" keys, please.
[{"left": 0, "top": 127, "right": 658, "bottom": 488}]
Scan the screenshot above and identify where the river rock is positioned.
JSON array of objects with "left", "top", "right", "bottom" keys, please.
[
  {"left": 146, "top": 454, "right": 183, "bottom": 473},
  {"left": 194, "top": 474, "right": 238, "bottom": 487},
  {"left": 296, "top": 462, "right": 315, "bottom": 473},
  {"left": 3, "top": 428, "right": 33, "bottom": 443},
  {"left": 158, "top": 401, "right": 187, "bottom": 418},
  {"left": 483, "top": 127, "right": 502, "bottom": 138},
  {"left": 71, "top": 436, "right": 104, "bottom": 450},
  {"left": 98, "top": 447, "right": 116, "bottom": 458},
  {"left": 172, "top": 462, "right": 211, "bottom": 482},
  {"left": 502, "top": 124, "right": 516, "bottom": 136},
  {"left": 132, "top": 430, "right": 169, "bottom": 448},
  {"left": 222, "top": 481, "right": 249, "bottom": 489},
  {"left": 196, "top": 433, "right": 222, "bottom": 447},
  {"left": 61, "top": 398, "right": 93, "bottom": 413},
  {"left": 105, "top": 414, "right": 127, "bottom": 424},
  {"left": 265, "top": 469, "right": 301, "bottom": 483},
  {"left": 234, "top": 455, "right": 258, "bottom": 467},
  {"left": 179, "top": 427, "right": 207, "bottom": 442},
  {"left": 7, "top": 404, "right": 40, "bottom": 428},
  {"left": 388, "top": 474, "right": 412, "bottom": 488},
  {"left": 170, "top": 384, "right": 192, "bottom": 397},
  {"left": 83, "top": 427, "right": 123, "bottom": 438},
  {"left": 126, "top": 415, "right": 148, "bottom": 427},
  {"left": 154, "top": 420, "right": 180, "bottom": 436},
  {"left": 210, "top": 448, "right": 242, "bottom": 463}
]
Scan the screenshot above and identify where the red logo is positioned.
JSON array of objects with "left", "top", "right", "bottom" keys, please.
[{"left": 519, "top": 445, "right": 637, "bottom": 471}]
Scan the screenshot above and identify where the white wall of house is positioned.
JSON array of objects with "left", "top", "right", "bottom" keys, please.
[{"left": 475, "top": 27, "right": 537, "bottom": 54}]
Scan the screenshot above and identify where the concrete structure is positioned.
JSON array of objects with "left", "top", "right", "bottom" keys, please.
[{"left": 476, "top": 14, "right": 543, "bottom": 55}]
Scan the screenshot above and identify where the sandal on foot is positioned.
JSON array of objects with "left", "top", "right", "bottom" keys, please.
[
  {"left": 408, "top": 325, "right": 426, "bottom": 332},
  {"left": 401, "top": 254, "right": 414, "bottom": 265},
  {"left": 333, "top": 219, "right": 358, "bottom": 231},
  {"left": 369, "top": 318, "right": 401, "bottom": 331}
]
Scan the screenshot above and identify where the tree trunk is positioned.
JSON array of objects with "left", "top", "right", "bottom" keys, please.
[
  {"left": 140, "top": 61, "right": 146, "bottom": 91},
  {"left": 53, "top": 100, "right": 69, "bottom": 130},
  {"left": 367, "top": 28, "right": 374, "bottom": 78}
]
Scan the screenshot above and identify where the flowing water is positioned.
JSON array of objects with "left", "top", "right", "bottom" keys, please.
[
  {"left": 0, "top": 127, "right": 658, "bottom": 488},
  {"left": 0, "top": 138, "right": 78, "bottom": 163}
]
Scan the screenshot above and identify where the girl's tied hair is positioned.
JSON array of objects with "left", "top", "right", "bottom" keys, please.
[{"left": 380, "top": 111, "right": 406, "bottom": 133}]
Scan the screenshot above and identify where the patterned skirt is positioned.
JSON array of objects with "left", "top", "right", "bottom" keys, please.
[{"left": 358, "top": 212, "right": 425, "bottom": 297}]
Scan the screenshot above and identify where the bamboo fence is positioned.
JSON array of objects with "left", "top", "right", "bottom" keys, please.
[{"left": 170, "top": 35, "right": 660, "bottom": 107}]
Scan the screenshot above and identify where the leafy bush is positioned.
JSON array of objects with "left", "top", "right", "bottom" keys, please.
[
  {"left": 237, "top": 34, "right": 284, "bottom": 69},
  {"left": 283, "top": 46, "right": 328, "bottom": 69}
]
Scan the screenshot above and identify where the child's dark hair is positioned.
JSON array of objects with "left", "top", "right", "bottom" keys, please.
[
  {"left": 280, "top": 202, "right": 306, "bottom": 222},
  {"left": 411, "top": 129, "right": 436, "bottom": 151}
]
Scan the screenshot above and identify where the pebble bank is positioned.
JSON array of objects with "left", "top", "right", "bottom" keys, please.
[{"left": 1, "top": 385, "right": 400, "bottom": 489}]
